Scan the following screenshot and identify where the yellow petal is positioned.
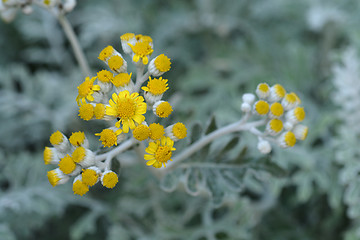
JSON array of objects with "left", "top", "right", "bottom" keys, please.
[{"left": 146, "top": 159, "right": 157, "bottom": 166}]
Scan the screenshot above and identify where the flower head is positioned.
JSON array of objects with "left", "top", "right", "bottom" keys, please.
[
  {"left": 78, "top": 103, "right": 94, "bottom": 121},
  {"left": 98, "top": 45, "right": 114, "bottom": 61},
  {"left": 128, "top": 41, "right": 153, "bottom": 65},
  {"left": 153, "top": 101, "right": 173, "bottom": 118},
  {"left": 49, "top": 130, "right": 69, "bottom": 152},
  {"left": 112, "top": 72, "right": 134, "bottom": 93},
  {"left": 72, "top": 175, "right": 89, "bottom": 196},
  {"left": 256, "top": 83, "right": 270, "bottom": 99},
  {"left": 81, "top": 167, "right": 100, "bottom": 186},
  {"left": 76, "top": 77, "right": 101, "bottom": 106},
  {"left": 94, "top": 103, "right": 106, "bottom": 119},
  {"left": 43, "top": 147, "right": 60, "bottom": 165},
  {"left": 149, "top": 123, "right": 165, "bottom": 141},
  {"left": 69, "top": 131, "right": 88, "bottom": 148},
  {"left": 95, "top": 128, "right": 123, "bottom": 147},
  {"left": 144, "top": 136, "right": 176, "bottom": 168},
  {"left": 106, "top": 90, "right": 147, "bottom": 133},
  {"left": 148, "top": 54, "right": 171, "bottom": 76},
  {"left": 72, "top": 147, "right": 95, "bottom": 168},
  {"left": 254, "top": 100, "right": 269, "bottom": 115},
  {"left": 120, "top": 33, "right": 136, "bottom": 54},
  {"left": 268, "top": 84, "right": 286, "bottom": 102},
  {"left": 47, "top": 168, "right": 69, "bottom": 187},
  {"left": 58, "top": 154, "right": 76, "bottom": 175},
  {"left": 133, "top": 124, "right": 150, "bottom": 141},
  {"left": 278, "top": 131, "right": 296, "bottom": 148},
  {"left": 101, "top": 170, "right": 118, "bottom": 188},
  {"left": 165, "top": 122, "right": 187, "bottom": 141}
]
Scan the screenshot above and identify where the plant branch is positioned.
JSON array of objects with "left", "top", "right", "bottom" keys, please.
[{"left": 57, "top": 14, "right": 91, "bottom": 77}]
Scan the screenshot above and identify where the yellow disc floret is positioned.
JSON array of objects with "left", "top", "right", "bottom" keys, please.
[
  {"left": 120, "top": 33, "right": 135, "bottom": 41},
  {"left": 76, "top": 77, "right": 101, "bottom": 106},
  {"left": 149, "top": 123, "right": 165, "bottom": 140},
  {"left": 132, "top": 124, "right": 150, "bottom": 141},
  {"left": 73, "top": 179, "right": 89, "bottom": 196},
  {"left": 154, "top": 54, "right": 171, "bottom": 72},
  {"left": 155, "top": 101, "right": 173, "bottom": 118},
  {"left": 106, "top": 90, "right": 147, "bottom": 133},
  {"left": 269, "top": 119, "right": 283, "bottom": 133},
  {"left": 58, "top": 154, "right": 76, "bottom": 174},
  {"left": 284, "top": 131, "right": 296, "bottom": 147},
  {"left": 128, "top": 41, "right": 153, "bottom": 64},
  {"left": 69, "top": 131, "right": 86, "bottom": 147},
  {"left": 254, "top": 100, "right": 269, "bottom": 115},
  {"left": 43, "top": 147, "right": 53, "bottom": 165},
  {"left": 98, "top": 45, "right": 114, "bottom": 61},
  {"left": 82, "top": 169, "right": 99, "bottom": 186},
  {"left": 72, "top": 147, "right": 86, "bottom": 163},
  {"left": 270, "top": 102, "right": 284, "bottom": 117},
  {"left": 108, "top": 55, "right": 124, "bottom": 72},
  {"left": 47, "top": 170, "right": 61, "bottom": 187},
  {"left": 94, "top": 103, "right": 106, "bottom": 119},
  {"left": 112, "top": 73, "right": 132, "bottom": 87},
  {"left": 101, "top": 171, "right": 118, "bottom": 188},
  {"left": 141, "top": 77, "right": 169, "bottom": 95},
  {"left": 78, "top": 103, "right": 94, "bottom": 121},
  {"left": 273, "top": 84, "right": 286, "bottom": 98},
  {"left": 294, "top": 107, "right": 306, "bottom": 122},
  {"left": 50, "top": 131, "right": 63, "bottom": 145},
  {"left": 172, "top": 122, "right": 187, "bottom": 140},
  {"left": 97, "top": 70, "right": 113, "bottom": 83},
  {"left": 144, "top": 136, "right": 176, "bottom": 168}
]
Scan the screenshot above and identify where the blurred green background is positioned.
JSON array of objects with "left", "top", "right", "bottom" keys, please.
[{"left": 1, "top": 0, "right": 360, "bottom": 239}]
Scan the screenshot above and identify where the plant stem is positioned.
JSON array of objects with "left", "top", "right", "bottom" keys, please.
[
  {"left": 163, "top": 117, "right": 265, "bottom": 172},
  {"left": 57, "top": 14, "right": 91, "bottom": 77},
  {"left": 95, "top": 138, "right": 136, "bottom": 163}
]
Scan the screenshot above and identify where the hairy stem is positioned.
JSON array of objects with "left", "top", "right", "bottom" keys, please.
[
  {"left": 95, "top": 138, "right": 136, "bottom": 163},
  {"left": 163, "top": 117, "right": 265, "bottom": 173},
  {"left": 57, "top": 14, "right": 91, "bottom": 77}
]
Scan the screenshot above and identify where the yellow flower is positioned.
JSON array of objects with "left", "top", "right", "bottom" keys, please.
[
  {"left": 165, "top": 122, "right": 187, "bottom": 141},
  {"left": 95, "top": 128, "right": 123, "bottom": 147},
  {"left": 69, "top": 131, "right": 88, "bottom": 147},
  {"left": 106, "top": 90, "right": 147, "bottom": 133},
  {"left": 97, "top": 70, "right": 113, "bottom": 83},
  {"left": 144, "top": 136, "right": 176, "bottom": 168},
  {"left": 153, "top": 101, "right": 173, "bottom": 118},
  {"left": 58, "top": 154, "right": 76, "bottom": 174},
  {"left": 132, "top": 124, "right": 150, "bottom": 141},
  {"left": 78, "top": 103, "right": 94, "bottom": 121},
  {"left": 149, "top": 54, "right": 171, "bottom": 76},
  {"left": 98, "top": 45, "right": 114, "bottom": 61},
  {"left": 101, "top": 170, "right": 118, "bottom": 188},
  {"left": 141, "top": 77, "right": 169, "bottom": 95},
  {"left": 76, "top": 77, "right": 101, "bottom": 106},
  {"left": 149, "top": 123, "right": 165, "bottom": 140},
  {"left": 128, "top": 41, "right": 153, "bottom": 65},
  {"left": 72, "top": 176, "right": 89, "bottom": 196}
]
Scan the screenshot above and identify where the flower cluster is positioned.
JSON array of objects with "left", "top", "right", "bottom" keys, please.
[
  {"left": 44, "top": 131, "right": 118, "bottom": 196},
  {"left": 44, "top": 33, "right": 187, "bottom": 195},
  {"left": 0, "top": 0, "right": 76, "bottom": 22},
  {"left": 241, "top": 83, "right": 308, "bottom": 154}
]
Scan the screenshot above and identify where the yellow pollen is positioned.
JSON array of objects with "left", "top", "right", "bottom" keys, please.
[
  {"left": 43, "top": 147, "right": 53, "bottom": 165},
  {"left": 270, "top": 102, "right": 284, "bottom": 117},
  {"left": 156, "top": 102, "right": 173, "bottom": 118},
  {"left": 155, "top": 146, "right": 172, "bottom": 162},
  {"left": 141, "top": 77, "right": 169, "bottom": 95},
  {"left": 120, "top": 33, "right": 135, "bottom": 41},
  {"left": 43, "top": 0, "right": 50, "bottom": 5},
  {"left": 255, "top": 100, "right": 269, "bottom": 115},
  {"left": 82, "top": 169, "right": 98, "bottom": 186},
  {"left": 102, "top": 171, "right": 118, "bottom": 188},
  {"left": 50, "top": 131, "right": 63, "bottom": 145},
  {"left": 112, "top": 73, "right": 132, "bottom": 87},
  {"left": 79, "top": 103, "right": 94, "bottom": 121},
  {"left": 149, "top": 123, "right": 165, "bottom": 140},
  {"left": 294, "top": 107, "right": 305, "bottom": 121},
  {"left": 58, "top": 154, "right": 76, "bottom": 174},
  {"left": 98, "top": 45, "right": 114, "bottom": 61},
  {"left": 258, "top": 83, "right": 269, "bottom": 93},
  {"left": 47, "top": 170, "right": 60, "bottom": 187},
  {"left": 154, "top": 54, "right": 171, "bottom": 72},
  {"left": 133, "top": 124, "right": 150, "bottom": 141},
  {"left": 96, "top": 129, "right": 118, "bottom": 147},
  {"left": 116, "top": 99, "right": 136, "bottom": 118},
  {"left": 73, "top": 180, "right": 89, "bottom": 196},
  {"left": 72, "top": 147, "right": 86, "bottom": 163},
  {"left": 129, "top": 41, "right": 153, "bottom": 64},
  {"left": 69, "top": 131, "right": 86, "bottom": 147},
  {"left": 269, "top": 119, "right": 283, "bottom": 133},
  {"left": 108, "top": 55, "right": 124, "bottom": 72},
  {"left": 284, "top": 131, "right": 296, "bottom": 147},
  {"left": 97, "top": 70, "right": 113, "bottom": 83},
  {"left": 172, "top": 122, "right": 187, "bottom": 139},
  {"left": 94, "top": 103, "right": 105, "bottom": 119},
  {"left": 139, "top": 35, "right": 153, "bottom": 43},
  {"left": 273, "top": 84, "right": 286, "bottom": 98}
]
